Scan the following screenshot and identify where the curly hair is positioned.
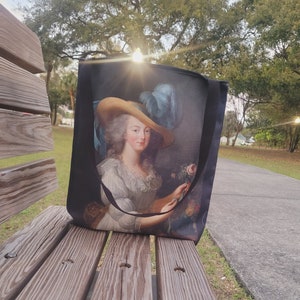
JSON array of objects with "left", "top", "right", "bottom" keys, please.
[{"left": 105, "top": 114, "right": 129, "bottom": 157}]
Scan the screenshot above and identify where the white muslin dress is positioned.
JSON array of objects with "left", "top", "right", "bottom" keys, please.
[{"left": 95, "top": 158, "right": 162, "bottom": 232}]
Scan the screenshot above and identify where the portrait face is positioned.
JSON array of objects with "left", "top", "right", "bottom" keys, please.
[{"left": 125, "top": 116, "right": 151, "bottom": 153}]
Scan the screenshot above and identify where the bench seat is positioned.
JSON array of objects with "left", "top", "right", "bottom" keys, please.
[{"left": 1, "top": 206, "right": 215, "bottom": 300}]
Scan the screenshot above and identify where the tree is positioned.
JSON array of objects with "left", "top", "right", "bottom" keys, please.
[
  {"left": 222, "top": 110, "right": 239, "bottom": 145},
  {"left": 20, "top": 0, "right": 300, "bottom": 153},
  {"left": 226, "top": 94, "right": 254, "bottom": 146},
  {"left": 21, "top": 0, "right": 237, "bottom": 75},
  {"left": 221, "top": 0, "right": 300, "bottom": 151},
  {"left": 244, "top": 0, "right": 300, "bottom": 116},
  {"left": 47, "top": 70, "right": 77, "bottom": 125},
  {"left": 158, "top": 0, "right": 246, "bottom": 77},
  {"left": 20, "top": 0, "right": 238, "bottom": 118},
  {"left": 60, "top": 71, "right": 77, "bottom": 112}
]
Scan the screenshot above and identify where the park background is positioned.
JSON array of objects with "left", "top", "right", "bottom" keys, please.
[{"left": 1, "top": 1, "right": 300, "bottom": 299}]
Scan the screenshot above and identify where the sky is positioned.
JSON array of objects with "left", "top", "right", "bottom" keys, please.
[{"left": 1, "top": 0, "right": 27, "bottom": 20}]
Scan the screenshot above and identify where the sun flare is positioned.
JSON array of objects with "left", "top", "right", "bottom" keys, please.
[{"left": 132, "top": 48, "right": 143, "bottom": 62}]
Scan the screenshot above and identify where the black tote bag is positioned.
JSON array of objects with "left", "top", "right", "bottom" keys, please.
[{"left": 67, "top": 60, "right": 227, "bottom": 243}]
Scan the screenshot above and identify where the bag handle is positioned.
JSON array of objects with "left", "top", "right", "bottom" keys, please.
[{"left": 100, "top": 179, "right": 185, "bottom": 217}]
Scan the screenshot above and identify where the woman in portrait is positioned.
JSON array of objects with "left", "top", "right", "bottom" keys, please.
[{"left": 91, "top": 97, "right": 188, "bottom": 233}]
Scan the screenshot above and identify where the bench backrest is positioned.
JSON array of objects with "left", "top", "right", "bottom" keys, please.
[{"left": 0, "top": 4, "right": 57, "bottom": 224}]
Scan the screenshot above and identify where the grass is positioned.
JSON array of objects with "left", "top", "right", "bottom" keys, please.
[
  {"left": 197, "top": 230, "right": 252, "bottom": 300},
  {"left": 218, "top": 145, "right": 300, "bottom": 180},
  {"left": 2, "top": 132, "right": 299, "bottom": 299}
]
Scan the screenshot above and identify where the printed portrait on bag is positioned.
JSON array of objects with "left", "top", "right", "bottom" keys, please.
[{"left": 67, "top": 61, "right": 227, "bottom": 243}]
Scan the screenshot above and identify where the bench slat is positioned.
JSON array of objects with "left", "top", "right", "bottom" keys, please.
[
  {"left": 0, "top": 57, "right": 50, "bottom": 114},
  {"left": 15, "top": 225, "right": 108, "bottom": 300},
  {"left": 0, "top": 158, "right": 58, "bottom": 224},
  {"left": 91, "top": 233, "right": 153, "bottom": 300},
  {"left": 0, "top": 109, "right": 53, "bottom": 159},
  {"left": 0, "top": 4, "right": 45, "bottom": 73},
  {"left": 156, "top": 237, "right": 216, "bottom": 300},
  {"left": 0, "top": 206, "right": 71, "bottom": 300}
]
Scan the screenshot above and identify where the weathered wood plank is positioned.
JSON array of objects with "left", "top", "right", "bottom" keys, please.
[
  {"left": 15, "top": 225, "right": 108, "bottom": 300},
  {"left": 91, "top": 233, "right": 153, "bottom": 300},
  {"left": 0, "top": 206, "right": 71, "bottom": 300},
  {"left": 0, "top": 58, "right": 50, "bottom": 114},
  {"left": 0, "top": 159, "right": 58, "bottom": 224},
  {"left": 0, "top": 4, "right": 45, "bottom": 73},
  {"left": 156, "top": 237, "right": 216, "bottom": 300},
  {"left": 0, "top": 109, "right": 53, "bottom": 159}
]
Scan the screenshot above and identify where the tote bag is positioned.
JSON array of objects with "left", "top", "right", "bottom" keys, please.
[{"left": 67, "top": 60, "right": 227, "bottom": 243}]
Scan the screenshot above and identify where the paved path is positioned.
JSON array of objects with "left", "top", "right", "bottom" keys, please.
[{"left": 207, "top": 158, "right": 300, "bottom": 300}]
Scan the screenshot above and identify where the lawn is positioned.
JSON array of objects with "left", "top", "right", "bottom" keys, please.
[
  {"left": 3, "top": 130, "right": 299, "bottom": 299},
  {"left": 218, "top": 145, "right": 300, "bottom": 180}
]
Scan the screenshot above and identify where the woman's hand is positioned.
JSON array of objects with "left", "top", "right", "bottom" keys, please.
[
  {"left": 171, "top": 183, "right": 189, "bottom": 202},
  {"left": 160, "top": 198, "right": 177, "bottom": 213},
  {"left": 151, "top": 182, "right": 190, "bottom": 213},
  {"left": 140, "top": 199, "right": 177, "bottom": 229},
  {"left": 140, "top": 183, "right": 190, "bottom": 230}
]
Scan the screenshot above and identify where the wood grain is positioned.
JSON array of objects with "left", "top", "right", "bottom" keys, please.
[
  {"left": 156, "top": 237, "right": 216, "bottom": 300},
  {"left": 0, "top": 206, "right": 72, "bottom": 300},
  {"left": 0, "top": 4, "right": 45, "bottom": 73},
  {"left": 0, "top": 158, "right": 58, "bottom": 224},
  {"left": 91, "top": 232, "right": 153, "bottom": 300},
  {"left": 0, "top": 58, "right": 50, "bottom": 114},
  {"left": 15, "top": 225, "right": 108, "bottom": 300},
  {"left": 0, "top": 109, "right": 53, "bottom": 159}
]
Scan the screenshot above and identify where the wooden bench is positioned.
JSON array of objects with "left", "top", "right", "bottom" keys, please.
[{"left": 0, "top": 5, "right": 215, "bottom": 299}]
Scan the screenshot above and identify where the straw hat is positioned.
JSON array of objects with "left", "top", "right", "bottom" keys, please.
[{"left": 97, "top": 97, "right": 174, "bottom": 147}]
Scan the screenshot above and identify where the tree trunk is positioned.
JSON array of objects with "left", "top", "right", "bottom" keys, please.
[
  {"left": 69, "top": 89, "right": 75, "bottom": 111},
  {"left": 288, "top": 127, "right": 299, "bottom": 153},
  {"left": 45, "top": 61, "right": 53, "bottom": 93},
  {"left": 231, "top": 131, "right": 239, "bottom": 146},
  {"left": 52, "top": 103, "right": 57, "bottom": 126}
]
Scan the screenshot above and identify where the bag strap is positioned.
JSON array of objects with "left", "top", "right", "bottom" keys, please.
[
  {"left": 188, "top": 79, "right": 221, "bottom": 191},
  {"left": 100, "top": 178, "right": 184, "bottom": 217}
]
